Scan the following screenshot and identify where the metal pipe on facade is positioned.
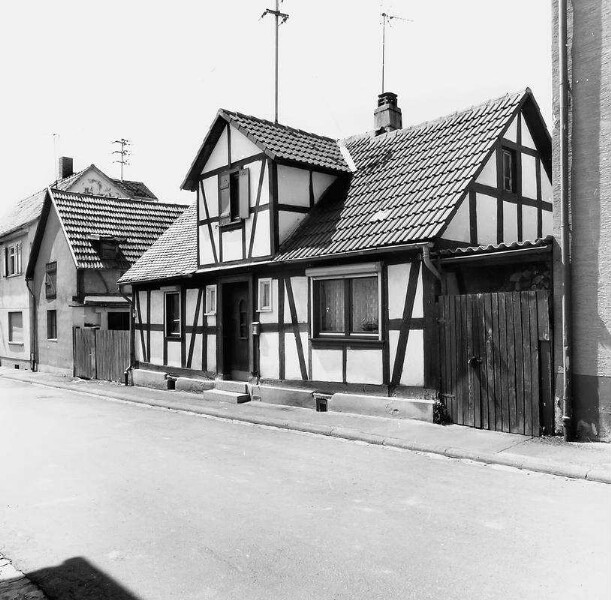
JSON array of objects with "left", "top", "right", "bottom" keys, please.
[
  {"left": 25, "top": 278, "right": 38, "bottom": 371},
  {"left": 559, "top": 0, "right": 573, "bottom": 440},
  {"left": 421, "top": 245, "right": 441, "bottom": 280}
]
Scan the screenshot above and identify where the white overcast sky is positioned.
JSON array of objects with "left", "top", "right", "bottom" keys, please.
[{"left": 0, "top": 0, "right": 551, "bottom": 212}]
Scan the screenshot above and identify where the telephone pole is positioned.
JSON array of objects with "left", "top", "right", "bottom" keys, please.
[
  {"left": 381, "top": 12, "right": 412, "bottom": 93},
  {"left": 112, "top": 138, "right": 131, "bottom": 181},
  {"left": 261, "top": 0, "right": 289, "bottom": 123}
]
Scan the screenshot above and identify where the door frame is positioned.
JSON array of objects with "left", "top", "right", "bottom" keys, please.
[{"left": 217, "top": 275, "right": 254, "bottom": 380}]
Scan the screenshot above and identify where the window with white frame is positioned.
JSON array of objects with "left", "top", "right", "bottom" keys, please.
[
  {"left": 8, "top": 312, "right": 23, "bottom": 343},
  {"left": 307, "top": 263, "right": 381, "bottom": 340},
  {"left": 219, "top": 168, "right": 250, "bottom": 225},
  {"left": 257, "top": 278, "right": 272, "bottom": 312},
  {"left": 45, "top": 262, "right": 57, "bottom": 299},
  {"left": 164, "top": 291, "right": 181, "bottom": 338},
  {"left": 3, "top": 242, "right": 22, "bottom": 276},
  {"left": 205, "top": 285, "right": 217, "bottom": 315}
]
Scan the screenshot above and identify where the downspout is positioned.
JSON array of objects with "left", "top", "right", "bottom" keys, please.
[
  {"left": 421, "top": 245, "right": 441, "bottom": 281},
  {"left": 119, "top": 284, "right": 135, "bottom": 386},
  {"left": 25, "top": 277, "right": 37, "bottom": 371},
  {"left": 559, "top": 0, "right": 573, "bottom": 440}
]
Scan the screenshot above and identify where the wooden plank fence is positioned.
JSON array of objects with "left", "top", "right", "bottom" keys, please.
[
  {"left": 74, "top": 328, "right": 130, "bottom": 383},
  {"left": 439, "top": 291, "right": 553, "bottom": 436}
]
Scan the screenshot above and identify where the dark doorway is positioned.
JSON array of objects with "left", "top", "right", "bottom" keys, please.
[
  {"left": 108, "top": 311, "right": 130, "bottom": 330},
  {"left": 222, "top": 281, "right": 250, "bottom": 380}
]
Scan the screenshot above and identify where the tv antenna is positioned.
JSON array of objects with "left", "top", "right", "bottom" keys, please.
[
  {"left": 112, "top": 138, "right": 131, "bottom": 181},
  {"left": 261, "top": 0, "right": 290, "bottom": 123},
  {"left": 381, "top": 12, "right": 412, "bottom": 93}
]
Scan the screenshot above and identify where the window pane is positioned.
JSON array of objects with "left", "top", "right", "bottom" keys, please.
[
  {"left": 166, "top": 293, "right": 180, "bottom": 336},
  {"left": 9, "top": 312, "right": 23, "bottom": 343},
  {"left": 351, "top": 277, "right": 378, "bottom": 334},
  {"left": 318, "top": 279, "right": 345, "bottom": 333},
  {"left": 47, "top": 310, "right": 57, "bottom": 340},
  {"left": 230, "top": 171, "right": 240, "bottom": 220}
]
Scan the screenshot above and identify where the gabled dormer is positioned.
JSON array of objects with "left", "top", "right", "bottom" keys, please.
[{"left": 181, "top": 110, "right": 350, "bottom": 269}]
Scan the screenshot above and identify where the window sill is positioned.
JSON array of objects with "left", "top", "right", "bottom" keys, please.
[
  {"left": 165, "top": 336, "right": 182, "bottom": 342},
  {"left": 219, "top": 219, "right": 243, "bottom": 231},
  {"left": 47, "top": 338, "right": 58, "bottom": 342},
  {"left": 8, "top": 342, "right": 24, "bottom": 346},
  {"left": 5, "top": 273, "right": 23, "bottom": 279},
  {"left": 311, "top": 337, "right": 383, "bottom": 349}
]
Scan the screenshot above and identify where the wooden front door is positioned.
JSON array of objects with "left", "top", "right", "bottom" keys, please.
[
  {"left": 222, "top": 282, "right": 250, "bottom": 380},
  {"left": 438, "top": 291, "right": 554, "bottom": 436}
]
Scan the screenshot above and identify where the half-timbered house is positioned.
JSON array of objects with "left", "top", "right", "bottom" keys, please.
[{"left": 119, "top": 89, "right": 555, "bottom": 434}]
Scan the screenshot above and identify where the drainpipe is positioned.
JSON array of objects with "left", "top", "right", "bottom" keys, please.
[
  {"left": 559, "top": 0, "right": 573, "bottom": 441},
  {"left": 25, "top": 278, "right": 38, "bottom": 371},
  {"left": 421, "top": 245, "right": 441, "bottom": 280},
  {"left": 119, "top": 284, "right": 135, "bottom": 386}
]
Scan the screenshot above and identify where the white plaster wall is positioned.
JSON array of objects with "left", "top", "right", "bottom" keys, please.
[
  {"left": 346, "top": 348, "right": 382, "bottom": 384},
  {"left": 247, "top": 160, "right": 263, "bottom": 208},
  {"left": 230, "top": 126, "right": 261, "bottom": 162},
  {"left": 251, "top": 209, "right": 270, "bottom": 257},
  {"left": 278, "top": 165, "right": 310, "bottom": 207},
  {"left": 167, "top": 341, "right": 181, "bottom": 368},
  {"left": 503, "top": 202, "right": 518, "bottom": 242},
  {"left": 311, "top": 348, "right": 343, "bottom": 382},
  {"left": 477, "top": 154, "right": 497, "bottom": 187},
  {"left": 521, "top": 116, "right": 537, "bottom": 149},
  {"left": 202, "top": 126, "right": 228, "bottom": 174},
  {"left": 199, "top": 225, "right": 218, "bottom": 265},
  {"left": 284, "top": 331, "right": 308, "bottom": 380},
  {"left": 522, "top": 205, "right": 538, "bottom": 241},
  {"left": 522, "top": 154, "right": 538, "bottom": 199},
  {"left": 504, "top": 115, "right": 518, "bottom": 143},
  {"left": 151, "top": 291, "right": 163, "bottom": 323},
  {"left": 441, "top": 198, "right": 470, "bottom": 243},
  {"left": 279, "top": 211, "right": 307, "bottom": 245},
  {"left": 191, "top": 333, "right": 203, "bottom": 371},
  {"left": 288, "top": 277, "right": 308, "bottom": 320},
  {"left": 222, "top": 228, "right": 243, "bottom": 262},
  {"left": 259, "top": 332, "right": 279, "bottom": 379},
  {"left": 185, "top": 288, "right": 200, "bottom": 325},
  {"left": 150, "top": 331, "right": 163, "bottom": 364},
  {"left": 202, "top": 177, "right": 219, "bottom": 218},
  {"left": 207, "top": 334, "right": 216, "bottom": 373},
  {"left": 68, "top": 170, "right": 126, "bottom": 198},
  {"left": 476, "top": 194, "right": 498, "bottom": 245},
  {"left": 387, "top": 263, "right": 423, "bottom": 319},
  {"left": 312, "top": 172, "right": 336, "bottom": 202},
  {"left": 402, "top": 330, "right": 424, "bottom": 386}
]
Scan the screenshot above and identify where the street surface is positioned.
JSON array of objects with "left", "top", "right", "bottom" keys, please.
[{"left": 0, "top": 377, "right": 609, "bottom": 599}]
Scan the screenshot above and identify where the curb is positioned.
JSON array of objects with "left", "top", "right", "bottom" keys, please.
[{"left": 3, "top": 373, "right": 610, "bottom": 485}]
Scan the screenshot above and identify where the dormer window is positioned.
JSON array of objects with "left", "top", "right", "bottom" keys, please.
[
  {"left": 99, "top": 240, "right": 119, "bottom": 260},
  {"left": 219, "top": 167, "right": 250, "bottom": 225},
  {"left": 502, "top": 147, "right": 517, "bottom": 193}
]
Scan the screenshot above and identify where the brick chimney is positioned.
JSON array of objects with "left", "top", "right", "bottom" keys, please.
[
  {"left": 57, "top": 156, "right": 74, "bottom": 180},
  {"left": 374, "top": 92, "right": 402, "bottom": 134}
]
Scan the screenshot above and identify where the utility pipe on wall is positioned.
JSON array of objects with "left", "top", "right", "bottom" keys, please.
[{"left": 559, "top": 0, "right": 573, "bottom": 441}]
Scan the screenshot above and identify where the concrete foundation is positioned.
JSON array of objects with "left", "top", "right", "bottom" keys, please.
[
  {"left": 132, "top": 368, "right": 170, "bottom": 390},
  {"left": 174, "top": 377, "right": 215, "bottom": 394},
  {"left": 329, "top": 393, "right": 435, "bottom": 422},
  {"left": 252, "top": 384, "right": 316, "bottom": 409}
]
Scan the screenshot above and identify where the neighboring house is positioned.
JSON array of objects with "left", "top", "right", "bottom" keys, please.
[
  {"left": 552, "top": 1, "right": 611, "bottom": 441},
  {"left": 119, "top": 89, "right": 554, "bottom": 435},
  {"left": 0, "top": 158, "right": 157, "bottom": 370},
  {"left": 23, "top": 189, "right": 186, "bottom": 376}
]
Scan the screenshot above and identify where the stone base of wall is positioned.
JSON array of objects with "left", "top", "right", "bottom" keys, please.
[
  {"left": 175, "top": 377, "right": 215, "bottom": 394},
  {"left": 573, "top": 373, "right": 611, "bottom": 442},
  {"left": 251, "top": 384, "right": 316, "bottom": 409},
  {"left": 0, "top": 356, "right": 31, "bottom": 370},
  {"left": 329, "top": 393, "right": 435, "bottom": 422},
  {"left": 132, "top": 368, "right": 170, "bottom": 390},
  {"left": 37, "top": 364, "right": 72, "bottom": 378}
]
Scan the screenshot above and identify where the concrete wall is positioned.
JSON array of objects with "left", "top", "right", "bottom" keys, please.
[
  {"left": 552, "top": 0, "right": 611, "bottom": 440},
  {"left": 32, "top": 207, "right": 77, "bottom": 375},
  {"left": 0, "top": 225, "right": 37, "bottom": 368}
]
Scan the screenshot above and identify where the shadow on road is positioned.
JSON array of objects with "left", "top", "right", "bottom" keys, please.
[{"left": 23, "top": 557, "right": 142, "bottom": 600}]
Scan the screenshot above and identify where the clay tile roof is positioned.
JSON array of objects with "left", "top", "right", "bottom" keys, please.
[
  {"left": 111, "top": 179, "right": 158, "bottom": 200},
  {"left": 276, "top": 90, "right": 526, "bottom": 261},
  {"left": 118, "top": 203, "right": 198, "bottom": 284},
  {"left": 51, "top": 190, "right": 187, "bottom": 270},
  {"left": 221, "top": 109, "right": 351, "bottom": 173}
]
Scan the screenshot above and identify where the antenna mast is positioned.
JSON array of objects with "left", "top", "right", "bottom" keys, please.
[
  {"left": 112, "top": 138, "right": 131, "bottom": 181},
  {"left": 261, "top": 0, "right": 290, "bottom": 123},
  {"left": 381, "top": 12, "right": 412, "bottom": 93}
]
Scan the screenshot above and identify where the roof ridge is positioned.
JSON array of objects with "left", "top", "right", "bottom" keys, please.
[
  {"left": 51, "top": 188, "right": 187, "bottom": 208},
  {"left": 342, "top": 88, "right": 528, "bottom": 144},
  {"left": 220, "top": 108, "right": 339, "bottom": 144}
]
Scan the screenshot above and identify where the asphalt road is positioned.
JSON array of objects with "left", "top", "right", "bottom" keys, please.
[{"left": 0, "top": 378, "right": 609, "bottom": 600}]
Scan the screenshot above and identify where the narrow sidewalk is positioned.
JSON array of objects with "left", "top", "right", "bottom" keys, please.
[{"left": 2, "top": 367, "right": 610, "bottom": 484}]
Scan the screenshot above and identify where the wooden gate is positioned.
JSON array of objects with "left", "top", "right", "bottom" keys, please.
[
  {"left": 73, "top": 328, "right": 130, "bottom": 382},
  {"left": 438, "top": 291, "right": 553, "bottom": 436}
]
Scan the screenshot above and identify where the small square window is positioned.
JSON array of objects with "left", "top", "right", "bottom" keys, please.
[
  {"left": 165, "top": 292, "right": 181, "bottom": 338},
  {"left": 205, "top": 285, "right": 217, "bottom": 315},
  {"left": 502, "top": 148, "right": 517, "bottom": 193},
  {"left": 45, "top": 262, "right": 57, "bottom": 299},
  {"left": 257, "top": 279, "right": 272, "bottom": 312},
  {"left": 47, "top": 310, "right": 57, "bottom": 340},
  {"left": 8, "top": 312, "right": 23, "bottom": 343}
]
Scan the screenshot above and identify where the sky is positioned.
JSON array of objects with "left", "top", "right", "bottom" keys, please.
[{"left": 0, "top": 0, "right": 552, "bottom": 213}]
